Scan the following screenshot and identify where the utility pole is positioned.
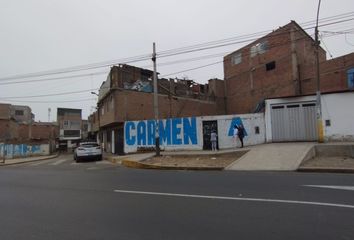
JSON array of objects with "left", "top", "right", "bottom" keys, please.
[
  {"left": 315, "top": 0, "right": 324, "bottom": 143},
  {"left": 48, "top": 108, "right": 51, "bottom": 122},
  {"left": 152, "top": 42, "right": 160, "bottom": 156}
]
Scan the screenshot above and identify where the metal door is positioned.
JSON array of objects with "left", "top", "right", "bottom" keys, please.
[
  {"left": 202, "top": 121, "right": 218, "bottom": 150},
  {"left": 271, "top": 102, "right": 317, "bottom": 142}
]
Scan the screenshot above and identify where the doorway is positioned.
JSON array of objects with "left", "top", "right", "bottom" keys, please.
[{"left": 202, "top": 120, "right": 218, "bottom": 150}]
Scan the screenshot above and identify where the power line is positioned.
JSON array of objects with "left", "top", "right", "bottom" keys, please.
[
  {"left": 160, "top": 60, "right": 224, "bottom": 78},
  {"left": 0, "top": 25, "right": 351, "bottom": 93},
  {"left": 0, "top": 12, "right": 353, "bottom": 82},
  {"left": 0, "top": 98, "right": 97, "bottom": 103},
  {"left": 319, "top": 33, "right": 334, "bottom": 58},
  {"left": 157, "top": 12, "right": 354, "bottom": 56},
  {"left": 0, "top": 88, "right": 99, "bottom": 99},
  {"left": 0, "top": 54, "right": 152, "bottom": 82},
  {"left": 0, "top": 71, "right": 108, "bottom": 85}
]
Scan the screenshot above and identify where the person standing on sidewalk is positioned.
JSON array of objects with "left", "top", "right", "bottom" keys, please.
[
  {"left": 210, "top": 131, "right": 218, "bottom": 151},
  {"left": 237, "top": 124, "right": 245, "bottom": 148}
]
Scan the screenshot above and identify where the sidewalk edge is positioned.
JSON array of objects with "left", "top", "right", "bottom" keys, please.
[
  {"left": 0, "top": 153, "right": 60, "bottom": 167},
  {"left": 297, "top": 167, "right": 354, "bottom": 173}
]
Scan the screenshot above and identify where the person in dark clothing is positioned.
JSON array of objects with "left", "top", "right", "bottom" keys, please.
[{"left": 237, "top": 124, "right": 245, "bottom": 148}]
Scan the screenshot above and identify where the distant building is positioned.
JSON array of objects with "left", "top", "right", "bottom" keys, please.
[
  {"left": 0, "top": 103, "right": 58, "bottom": 146},
  {"left": 57, "top": 108, "right": 82, "bottom": 150},
  {"left": 0, "top": 103, "right": 34, "bottom": 124},
  {"left": 81, "top": 120, "right": 89, "bottom": 140}
]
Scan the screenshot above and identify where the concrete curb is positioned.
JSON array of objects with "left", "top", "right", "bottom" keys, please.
[
  {"left": 104, "top": 156, "right": 120, "bottom": 164},
  {"left": 121, "top": 159, "right": 224, "bottom": 171},
  {"left": 297, "top": 167, "right": 354, "bottom": 174},
  {"left": 0, "top": 153, "right": 60, "bottom": 167}
]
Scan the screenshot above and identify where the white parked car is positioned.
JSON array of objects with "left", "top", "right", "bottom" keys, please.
[{"left": 74, "top": 142, "right": 102, "bottom": 162}]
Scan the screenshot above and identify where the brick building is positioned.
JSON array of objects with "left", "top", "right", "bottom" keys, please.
[
  {"left": 90, "top": 64, "right": 226, "bottom": 154},
  {"left": 0, "top": 103, "right": 58, "bottom": 145},
  {"left": 57, "top": 108, "right": 82, "bottom": 150},
  {"left": 224, "top": 21, "right": 354, "bottom": 114}
]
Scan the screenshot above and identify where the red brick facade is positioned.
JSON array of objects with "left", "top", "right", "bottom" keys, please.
[{"left": 224, "top": 21, "right": 353, "bottom": 114}]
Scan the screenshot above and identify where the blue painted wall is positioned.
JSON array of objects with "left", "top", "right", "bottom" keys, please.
[{"left": 0, "top": 143, "right": 45, "bottom": 158}]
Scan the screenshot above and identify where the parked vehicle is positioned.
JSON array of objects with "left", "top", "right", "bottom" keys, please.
[{"left": 74, "top": 142, "right": 102, "bottom": 162}]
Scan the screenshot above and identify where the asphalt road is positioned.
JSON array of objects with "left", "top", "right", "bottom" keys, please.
[{"left": 0, "top": 154, "right": 353, "bottom": 240}]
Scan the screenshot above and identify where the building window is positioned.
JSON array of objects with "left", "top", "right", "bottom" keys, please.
[
  {"left": 266, "top": 61, "right": 276, "bottom": 71},
  {"left": 255, "top": 126, "right": 260, "bottom": 134},
  {"left": 231, "top": 52, "right": 242, "bottom": 65},
  {"left": 15, "top": 110, "right": 24, "bottom": 116},
  {"left": 250, "top": 41, "right": 269, "bottom": 57},
  {"left": 325, "top": 119, "right": 331, "bottom": 127}
]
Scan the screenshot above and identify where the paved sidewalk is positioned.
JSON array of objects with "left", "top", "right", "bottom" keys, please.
[
  {"left": 226, "top": 143, "right": 315, "bottom": 171},
  {"left": 0, "top": 154, "right": 59, "bottom": 166}
]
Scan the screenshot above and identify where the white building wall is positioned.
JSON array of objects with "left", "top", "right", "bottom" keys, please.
[
  {"left": 124, "top": 113, "right": 265, "bottom": 153},
  {"left": 200, "top": 113, "right": 265, "bottom": 149},
  {"left": 322, "top": 92, "right": 354, "bottom": 141}
]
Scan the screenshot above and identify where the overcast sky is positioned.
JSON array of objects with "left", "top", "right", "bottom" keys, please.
[{"left": 0, "top": 0, "right": 353, "bottom": 121}]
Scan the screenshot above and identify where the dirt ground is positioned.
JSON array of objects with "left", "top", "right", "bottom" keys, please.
[
  {"left": 143, "top": 152, "right": 246, "bottom": 168},
  {"left": 301, "top": 156, "right": 354, "bottom": 168}
]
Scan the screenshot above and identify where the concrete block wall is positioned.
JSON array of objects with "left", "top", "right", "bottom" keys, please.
[{"left": 322, "top": 92, "right": 354, "bottom": 142}]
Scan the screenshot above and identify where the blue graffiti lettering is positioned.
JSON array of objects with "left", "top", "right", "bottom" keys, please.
[
  {"left": 31, "top": 145, "right": 41, "bottom": 153},
  {"left": 159, "top": 119, "right": 171, "bottom": 145},
  {"left": 137, "top": 121, "right": 147, "bottom": 145},
  {"left": 172, "top": 118, "right": 182, "bottom": 145},
  {"left": 183, "top": 117, "right": 197, "bottom": 144},
  {"left": 125, "top": 122, "right": 136, "bottom": 145},
  {"left": 228, "top": 117, "right": 248, "bottom": 136},
  {"left": 147, "top": 120, "right": 156, "bottom": 145},
  {"left": 125, "top": 117, "right": 198, "bottom": 147}
]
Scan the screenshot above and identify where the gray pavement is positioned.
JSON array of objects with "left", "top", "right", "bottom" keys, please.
[
  {"left": 1, "top": 157, "right": 354, "bottom": 240},
  {"left": 226, "top": 143, "right": 315, "bottom": 171}
]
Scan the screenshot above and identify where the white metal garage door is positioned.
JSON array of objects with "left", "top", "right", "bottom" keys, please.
[{"left": 271, "top": 102, "right": 317, "bottom": 142}]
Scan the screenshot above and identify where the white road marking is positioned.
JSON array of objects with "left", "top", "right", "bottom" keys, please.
[
  {"left": 50, "top": 158, "right": 69, "bottom": 165},
  {"left": 303, "top": 185, "right": 354, "bottom": 191},
  {"left": 113, "top": 189, "right": 354, "bottom": 210}
]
